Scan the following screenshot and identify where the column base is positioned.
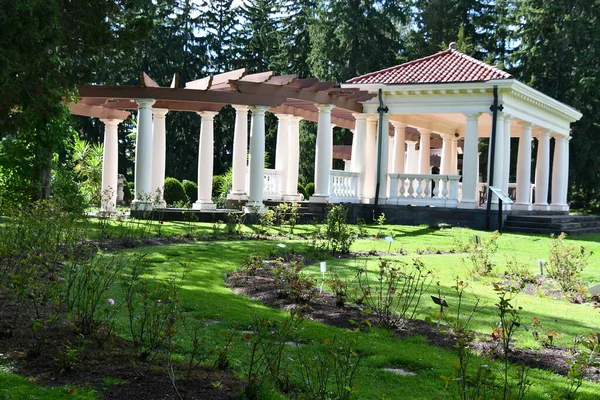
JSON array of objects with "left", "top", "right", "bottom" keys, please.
[
  {"left": 131, "top": 200, "right": 154, "bottom": 212},
  {"left": 532, "top": 204, "right": 550, "bottom": 211},
  {"left": 153, "top": 200, "right": 167, "bottom": 209},
  {"left": 549, "top": 204, "right": 569, "bottom": 212},
  {"left": 457, "top": 200, "right": 478, "bottom": 209},
  {"left": 243, "top": 202, "right": 268, "bottom": 214},
  {"left": 193, "top": 200, "right": 216, "bottom": 210},
  {"left": 309, "top": 194, "right": 329, "bottom": 203},
  {"left": 511, "top": 203, "right": 533, "bottom": 212},
  {"left": 228, "top": 192, "right": 248, "bottom": 201},
  {"left": 282, "top": 194, "right": 302, "bottom": 202}
]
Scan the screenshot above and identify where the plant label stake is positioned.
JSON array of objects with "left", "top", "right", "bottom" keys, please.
[
  {"left": 431, "top": 296, "right": 449, "bottom": 328},
  {"left": 385, "top": 236, "right": 394, "bottom": 254},
  {"left": 320, "top": 262, "right": 326, "bottom": 293},
  {"left": 537, "top": 259, "right": 546, "bottom": 275}
]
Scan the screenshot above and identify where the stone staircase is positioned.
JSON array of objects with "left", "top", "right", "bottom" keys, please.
[{"left": 504, "top": 214, "right": 600, "bottom": 236}]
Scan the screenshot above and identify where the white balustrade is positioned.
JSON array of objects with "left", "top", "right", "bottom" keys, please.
[
  {"left": 263, "top": 168, "right": 281, "bottom": 200},
  {"left": 388, "top": 174, "right": 460, "bottom": 207},
  {"left": 329, "top": 170, "right": 360, "bottom": 203}
]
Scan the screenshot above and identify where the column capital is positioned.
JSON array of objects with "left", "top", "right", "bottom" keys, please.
[
  {"left": 366, "top": 114, "right": 378, "bottom": 122},
  {"left": 250, "top": 105, "right": 270, "bottom": 115},
  {"left": 232, "top": 104, "right": 250, "bottom": 113},
  {"left": 316, "top": 104, "right": 335, "bottom": 112},
  {"left": 537, "top": 129, "right": 551, "bottom": 139},
  {"left": 100, "top": 118, "right": 122, "bottom": 126},
  {"left": 464, "top": 112, "right": 481, "bottom": 121},
  {"left": 418, "top": 128, "right": 432, "bottom": 135},
  {"left": 274, "top": 113, "right": 291, "bottom": 121},
  {"left": 352, "top": 112, "right": 368, "bottom": 120},
  {"left": 405, "top": 140, "right": 418, "bottom": 146},
  {"left": 136, "top": 98, "right": 155, "bottom": 108},
  {"left": 152, "top": 108, "right": 169, "bottom": 118},
  {"left": 197, "top": 111, "right": 218, "bottom": 120},
  {"left": 519, "top": 120, "right": 533, "bottom": 129},
  {"left": 391, "top": 121, "right": 407, "bottom": 129},
  {"left": 288, "top": 115, "right": 303, "bottom": 123}
]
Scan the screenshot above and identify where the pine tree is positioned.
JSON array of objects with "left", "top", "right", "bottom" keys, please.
[{"left": 205, "top": 0, "right": 239, "bottom": 73}]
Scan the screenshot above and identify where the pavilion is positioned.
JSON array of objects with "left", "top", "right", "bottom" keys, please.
[{"left": 68, "top": 44, "right": 582, "bottom": 224}]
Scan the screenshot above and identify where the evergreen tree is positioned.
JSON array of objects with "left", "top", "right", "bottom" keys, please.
[
  {"left": 235, "top": 0, "right": 282, "bottom": 72},
  {"left": 270, "top": 0, "right": 316, "bottom": 77},
  {"left": 308, "top": 0, "right": 407, "bottom": 82},
  {"left": 514, "top": 0, "right": 600, "bottom": 207},
  {"left": 205, "top": 0, "right": 239, "bottom": 73}
]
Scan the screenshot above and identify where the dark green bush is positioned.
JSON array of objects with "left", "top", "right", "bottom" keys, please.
[
  {"left": 163, "top": 177, "right": 186, "bottom": 206},
  {"left": 123, "top": 181, "right": 133, "bottom": 205},
  {"left": 305, "top": 182, "right": 315, "bottom": 197},
  {"left": 297, "top": 183, "right": 309, "bottom": 200},
  {"left": 182, "top": 180, "right": 198, "bottom": 204},
  {"left": 51, "top": 164, "right": 87, "bottom": 214}
]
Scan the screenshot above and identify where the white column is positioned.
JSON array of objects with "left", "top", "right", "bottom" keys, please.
[
  {"left": 391, "top": 122, "right": 406, "bottom": 174},
  {"left": 151, "top": 108, "right": 168, "bottom": 207},
  {"left": 418, "top": 129, "right": 431, "bottom": 174},
  {"left": 502, "top": 116, "right": 512, "bottom": 195},
  {"left": 561, "top": 136, "right": 570, "bottom": 207},
  {"left": 440, "top": 135, "right": 452, "bottom": 175},
  {"left": 193, "top": 111, "right": 218, "bottom": 210},
  {"left": 405, "top": 141, "right": 418, "bottom": 173},
  {"left": 534, "top": 130, "right": 551, "bottom": 210},
  {"left": 459, "top": 113, "right": 480, "bottom": 208},
  {"left": 133, "top": 98, "right": 155, "bottom": 210},
  {"left": 100, "top": 118, "right": 121, "bottom": 212},
  {"left": 230, "top": 105, "right": 249, "bottom": 199},
  {"left": 450, "top": 136, "right": 458, "bottom": 174},
  {"left": 364, "top": 115, "right": 378, "bottom": 201},
  {"left": 344, "top": 160, "right": 352, "bottom": 171},
  {"left": 284, "top": 116, "right": 302, "bottom": 200},
  {"left": 352, "top": 114, "right": 368, "bottom": 199},
  {"left": 245, "top": 106, "right": 269, "bottom": 211},
  {"left": 377, "top": 114, "right": 390, "bottom": 200},
  {"left": 550, "top": 135, "right": 569, "bottom": 211},
  {"left": 491, "top": 113, "right": 505, "bottom": 193},
  {"left": 275, "top": 114, "right": 290, "bottom": 198},
  {"left": 311, "top": 104, "right": 334, "bottom": 201},
  {"left": 514, "top": 122, "right": 533, "bottom": 210}
]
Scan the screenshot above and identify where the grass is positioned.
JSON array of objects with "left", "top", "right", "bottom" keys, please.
[
  {"left": 0, "top": 372, "right": 95, "bottom": 399},
  {"left": 3, "top": 214, "right": 600, "bottom": 399}
]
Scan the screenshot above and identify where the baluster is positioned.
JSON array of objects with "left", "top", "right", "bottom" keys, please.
[
  {"left": 407, "top": 177, "right": 415, "bottom": 198},
  {"left": 432, "top": 178, "right": 439, "bottom": 198},
  {"left": 416, "top": 177, "right": 423, "bottom": 198},
  {"left": 441, "top": 176, "right": 449, "bottom": 199}
]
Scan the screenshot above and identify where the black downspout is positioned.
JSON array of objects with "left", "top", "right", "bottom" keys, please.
[
  {"left": 487, "top": 85, "right": 503, "bottom": 230},
  {"left": 374, "top": 89, "right": 389, "bottom": 215}
]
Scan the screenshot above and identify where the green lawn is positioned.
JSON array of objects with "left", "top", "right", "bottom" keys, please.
[{"left": 3, "top": 218, "right": 600, "bottom": 399}]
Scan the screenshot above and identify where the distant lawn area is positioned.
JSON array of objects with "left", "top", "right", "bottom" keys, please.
[{"left": 2, "top": 215, "right": 600, "bottom": 399}]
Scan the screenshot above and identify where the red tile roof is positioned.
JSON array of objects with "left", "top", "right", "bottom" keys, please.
[{"left": 346, "top": 46, "right": 513, "bottom": 85}]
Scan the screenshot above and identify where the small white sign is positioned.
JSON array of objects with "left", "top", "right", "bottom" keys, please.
[
  {"left": 385, "top": 236, "right": 394, "bottom": 243},
  {"left": 589, "top": 283, "right": 600, "bottom": 296},
  {"left": 320, "top": 261, "right": 327, "bottom": 273},
  {"left": 277, "top": 243, "right": 286, "bottom": 248}
]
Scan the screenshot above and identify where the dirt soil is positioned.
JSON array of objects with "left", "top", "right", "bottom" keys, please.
[{"left": 226, "top": 254, "right": 600, "bottom": 383}]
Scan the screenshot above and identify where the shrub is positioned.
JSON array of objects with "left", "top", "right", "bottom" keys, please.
[
  {"left": 465, "top": 231, "right": 499, "bottom": 278},
  {"left": 123, "top": 180, "right": 133, "bottom": 205},
  {"left": 51, "top": 164, "right": 87, "bottom": 214},
  {"left": 305, "top": 182, "right": 315, "bottom": 197},
  {"left": 297, "top": 183, "right": 309, "bottom": 200},
  {"left": 182, "top": 179, "right": 198, "bottom": 204},
  {"left": 163, "top": 177, "right": 187, "bottom": 206},
  {"left": 547, "top": 232, "right": 591, "bottom": 294},
  {"left": 324, "top": 204, "right": 356, "bottom": 255}
]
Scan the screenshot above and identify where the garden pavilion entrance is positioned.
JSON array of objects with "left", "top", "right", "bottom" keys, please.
[{"left": 67, "top": 44, "right": 582, "bottom": 227}]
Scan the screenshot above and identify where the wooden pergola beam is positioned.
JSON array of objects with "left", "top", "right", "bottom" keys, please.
[
  {"left": 68, "top": 103, "right": 130, "bottom": 120},
  {"left": 231, "top": 80, "right": 365, "bottom": 113},
  {"left": 78, "top": 85, "right": 287, "bottom": 107}
]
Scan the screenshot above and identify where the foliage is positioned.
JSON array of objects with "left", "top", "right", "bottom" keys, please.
[
  {"left": 72, "top": 138, "right": 104, "bottom": 205},
  {"left": 163, "top": 177, "right": 187, "bottom": 206},
  {"left": 61, "top": 253, "right": 128, "bottom": 337},
  {"left": 297, "top": 182, "right": 309, "bottom": 200},
  {"left": 547, "top": 232, "right": 592, "bottom": 294},
  {"left": 273, "top": 257, "right": 316, "bottom": 304},
  {"left": 121, "top": 261, "right": 186, "bottom": 360},
  {"left": 324, "top": 204, "right": 356, "bottom": 255},
  {"left": 258, "top": 209, "right": 275, "bottom": 236},
  {"left": 566, "top": 334, "right": 600, "bottom": 399},
  {"left": 530, "top": 317, "right": 561, "bottom": 347},
  {"left": 305, "top": 182, "right": 315, "bottom": 197},
  {"left": 464, "top": 231, "right": 499, "bottom": 277},
  {"left": 274, "top": 202, "right": 299, "bottom": 235},
  {"left": 356, "top": 258, "right": 433, "bottom": 328},
  {"left": 50, "top": 163, "right": 88, "bottom": 215},
  {"left": 182, "top": 179, "right": 198, "bottom": 204}
]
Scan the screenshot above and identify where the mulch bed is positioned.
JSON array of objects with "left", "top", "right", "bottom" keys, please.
[{"left": 226, "top": 254, "right": 600, "bottom": 383}]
